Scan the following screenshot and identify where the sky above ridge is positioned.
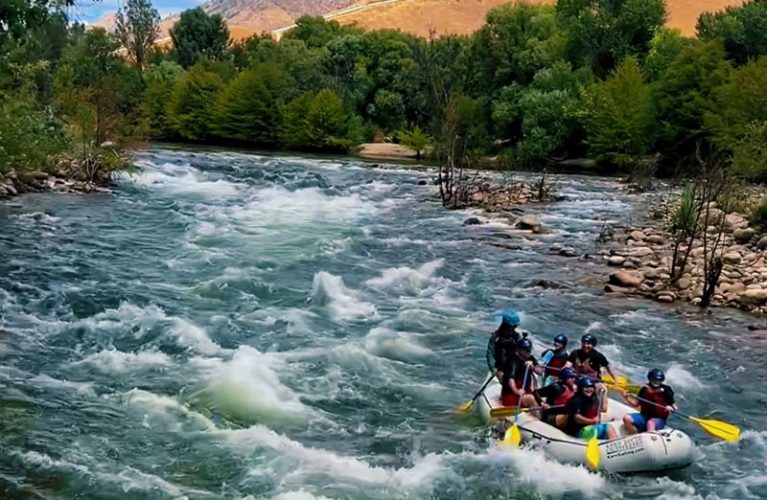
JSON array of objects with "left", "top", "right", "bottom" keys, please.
[{"left": 72, "top": 0, "right": 204, "bottom": 23}]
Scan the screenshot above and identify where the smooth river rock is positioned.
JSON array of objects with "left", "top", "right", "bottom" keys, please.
[
  {"left": 722, "top": 251, "right": 742, "bottom": 265},
  {"left": 740, "top": 289, "right": 767, "bottom": 305},
  {"left": 734, "top": 227, "right": 756, "bottom": 244},
  {"left": 609, "top": 270, "right": 644, "bottom": 288},
  {"left": 517, "top": 214, "right": 542, "bottom": 232}
]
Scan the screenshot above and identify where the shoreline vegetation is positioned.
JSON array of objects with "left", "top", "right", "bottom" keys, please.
[{"left": 3, "top": 0, "right": 767, "bottom": 314}]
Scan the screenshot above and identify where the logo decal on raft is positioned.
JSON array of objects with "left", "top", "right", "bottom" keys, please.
[{"left": 605, "top": 436, "right": 645, "bottom": 460}]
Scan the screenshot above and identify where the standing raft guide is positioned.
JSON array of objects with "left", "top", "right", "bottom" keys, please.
[{"left": 457, "top": 309, "right": 742, "bottom": 474}]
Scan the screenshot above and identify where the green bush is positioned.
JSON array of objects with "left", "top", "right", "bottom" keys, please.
[
  {"left": 0, "top": 93, "right": 67, "bottom": 174},
  {"left": 750, "top": 197, "right": 767, "bottom": 229}
]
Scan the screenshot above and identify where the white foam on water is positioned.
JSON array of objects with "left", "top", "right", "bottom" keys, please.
[
  {"left": 233, "top": 186, "right": 375, "bottom": 227},
  {"left": 121, "top": 388, "right": 216, "bottom": 431},
  {"left": 15, "top": 450, "right": 210, "bottom": 498},
  {"left": 126, "top": 161, "right": 244, "bottom": 198},
  {"left": 362, "top": 327, "right": 433, "bottom": 363},
  {"left": 29, "top": 374, "right": 96, "bottom": 396},
  {"left": 365, "top": 259, "right": 444, "bottom": 293},
  {"left": 653, "top": 477, "right": 705, "bottom": 500},
  {"left": 609, "top": 309, "right": 664, "bottom": 326},
  {"left": 190, "top": 345, "right": 309, "bottom": 425},
  {"left": 71, "top": 301, "right": 221, "bottom": 354},
  {"left": 584, "top": 321, "right": 602, "bottom": 333},
  {"left": 482, "top": 446, "right": 605, "bottom": 497},
  {"left": 271, "top": 491, "right": 333, "bottom": 500},
  {"left": 71, "top": 349, "right": 173, "bottom": 374},
  {"left": 219, "top": 425, "right": 449, "bottom": 492},
  {"left": 665, "top": 363, "right": 704, "bottom": 390},
  {"left": 310, "top": 272, "right": 378, "bottom": 321}
]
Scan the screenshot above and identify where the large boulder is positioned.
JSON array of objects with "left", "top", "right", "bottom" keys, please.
[
  {"left": 607, "top": 256, "right": 625, "bottom": 266},
  {"left": 758, "top": 235, "right": 767, "bottom": 250},
  {"left": 609, "top": 270, "right": 644, "bottom": 288},
  {"left": 3, "top": 182, "right": 18, "bottom": 196},
  {"left": 740, "top": 289, "right": 767, "bottom": 305},
  {"left": 517, "top": 214, "right": 543, "bottom": 232},
  {"left": 646, "top": 234, "right": 666, "bottom": 245},
  {"left": 734, "top": 227, "right": 756, "bottom": 244},
  {"left": 463, "top": 217, "right": 484, "bottom": 226},
  {"left": 724, "top": 213, "right": 748, "bottom": 231},
  {"left": 627, "top": 247, "right": 654, "bottom": 258},
  {"left": 628, "top": 230, "right": 646, "bottom": 241},
  {"left": 722, "top": 251, "right": 742, "bottom": 265}
]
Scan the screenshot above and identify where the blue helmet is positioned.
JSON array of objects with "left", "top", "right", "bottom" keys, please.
[
  {"left": 581, "top": 334, "right": 597, "bottom": 346},
  {"left": 517, "top": 337, "right": 533, "bottom": 352},
  {"left": 553, "top": 334, "right": 568, "bottom": 347},
  {"left": 578, "top": 376, "right": 595, "bottom": 390},
  {"left": 648, "top": 368, "right": 665, "bottom": 383},
  {"left": 560, "top": 367, "right": 577, "bottom": 380},
  {"left": 498, "top": 309, "right": 520, "bottom": 327}
]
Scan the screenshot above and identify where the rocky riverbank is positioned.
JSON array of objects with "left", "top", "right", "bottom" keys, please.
[
  {"left": 596, "top": 190, "right": 767, "bottom": 314},
  {"left": 0, "top": 159, "right": 115, "bottom": 201}
]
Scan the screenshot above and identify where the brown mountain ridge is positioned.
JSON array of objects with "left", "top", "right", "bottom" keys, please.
[{"left": 94, "top": 0, "right": 746, "bottom": 41}]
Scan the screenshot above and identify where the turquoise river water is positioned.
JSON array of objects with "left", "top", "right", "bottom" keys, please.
[{"left": 1, "top": 147, "right": 766, "bottom": 499}]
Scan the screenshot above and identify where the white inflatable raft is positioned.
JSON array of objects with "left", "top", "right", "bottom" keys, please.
[{"left": 476, "top": 377, "right": 696, "bottom": 473}]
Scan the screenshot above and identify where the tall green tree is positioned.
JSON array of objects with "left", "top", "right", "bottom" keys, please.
[
  {"left": 167, "top": 63, "right": 224, "bottom": 140},
  {"left": 169, "top": 7, "right": 229, "bottom": 69},
  {"left": 580, "top": 56, "right": 655, "bottom": 168},
  {"left": 54, "top": 28, "right": 142, "bottom": 146},
  {"left": 653, "top": 40, "right": 731, "bottom": 167},
  {"left": 213, "top": 63, "right": 287, "bottom": 144},
  {"left": 115, "top": 0, "right": 160, "bottom": 71},
  {"left": 706, "top": 56, "right": 767, "bottom": 180},
  {"left": 697, "top": 0, "right": 767, "bottom": 65},
  {"left": 141, "top": 60, "right": 184, "bottom": 137},
  {"left": 644, "top": 28, "right": 693, "bottom": 81},
  {"left": 281, "top": 88, "right": 361, "bottom": 152},
  {"left": 470, "top": 3, "right": 563, "bottom": 94},
  {"left": 556, "top": 0, "right": 667, "bottom": 76}
]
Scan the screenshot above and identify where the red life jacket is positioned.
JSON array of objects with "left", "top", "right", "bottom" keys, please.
[
  {"left": 553, "top": 385, "right": 574, "bottom": 406},
  {"left": 640, "top": 386, "right": 671, "bottom": 420},
  {"left": 545, "top": 351, "right": 568, "bottom": 377},
  {"left": 581, "top": 397, "right": 599, "bottom": 419}
]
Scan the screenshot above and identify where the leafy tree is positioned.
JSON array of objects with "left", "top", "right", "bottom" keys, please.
[
  {"left": 730, "top": 122, "right": 767, "bottom": 181},
  {"left": 397, "top": 126, "right": 430, "bottom": 160},
  {"left": 644, "top": 28, "right": 693, "bottom": 81},
  {"left": 170, "top": 7, "right": 230, "bottom": 69},
  {"left": 166, "top": 63, "right": 224, "bottom": 140},
  {"left": 281, "top": 88, "right": 361, "bottom": 152},
  {"left": 653, "top": 40, "right": 731, "bottom": 167},
  {"left": 0, "top": 0, "right": 74, "bottom": 44},
  {"left": 706, "top": 57, "right": 767, "bottom": 180},
  {"left": 213, "top": 63, "right": 287, "bottom": 144},
  {"left": 698, "top": 0, "right": 767, "bottom": 65},
  {"left": 141, "top": 60, "right": 184, "bottom": 137},
  {"left": 557, "top": 0, "right": 667, "bottom": 76},
  {"left": 369, "top": 89, "right": 405, "bottom": 133},
  {"left": 0, "top": 91, "right": 67, "bottom": 173},
  {"left": 282, "top": 16, "right": 362, "bottom": 48},
  {"left": 54, "top": 28, "right": 142, "bottom": 146},
  {"left": 580, "top": 57, "right": 655, "bottom": 168},
  {"left": 115, "top": 0, "right": 160, "bottom": 71},
  {"left": 470, "top": 3, "right": 563, "bottom": 94},
  {"left": 492, "top": 61, "right": 590, "bottom": 162}
]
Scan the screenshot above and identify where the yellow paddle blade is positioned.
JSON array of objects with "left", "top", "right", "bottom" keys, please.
[
  {"left": 690, "top": 416, "right": 741, "bottom": 443},
  {"left": 503, "top": 424, "right": 522, "bottom": 447},
  {"left": 454, "top": 400, "right": 474, "bottom": 413},
  {"left": 585, "top": 436, "right": 600, "bottom": 470}
]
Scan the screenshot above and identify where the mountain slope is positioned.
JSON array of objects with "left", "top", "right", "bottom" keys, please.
[{"left": 331, "top": 0, "right": 745, "bottom": 37}]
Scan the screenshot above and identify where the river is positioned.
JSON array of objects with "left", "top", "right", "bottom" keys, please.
[{"left": 1, "top": 147, "right": 765, "bottom": 499}]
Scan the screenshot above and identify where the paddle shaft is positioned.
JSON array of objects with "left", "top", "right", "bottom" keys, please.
[
  {"left": 515, "top": 366, "right": 531, "bottom": 423},
  {"left": 469, "top": 373, "right": 496, "bottom": 405}
]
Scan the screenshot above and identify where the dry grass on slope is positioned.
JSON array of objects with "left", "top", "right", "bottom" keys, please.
[{"left": 333, "top": 0, "right": 746, "bottom": 37}]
